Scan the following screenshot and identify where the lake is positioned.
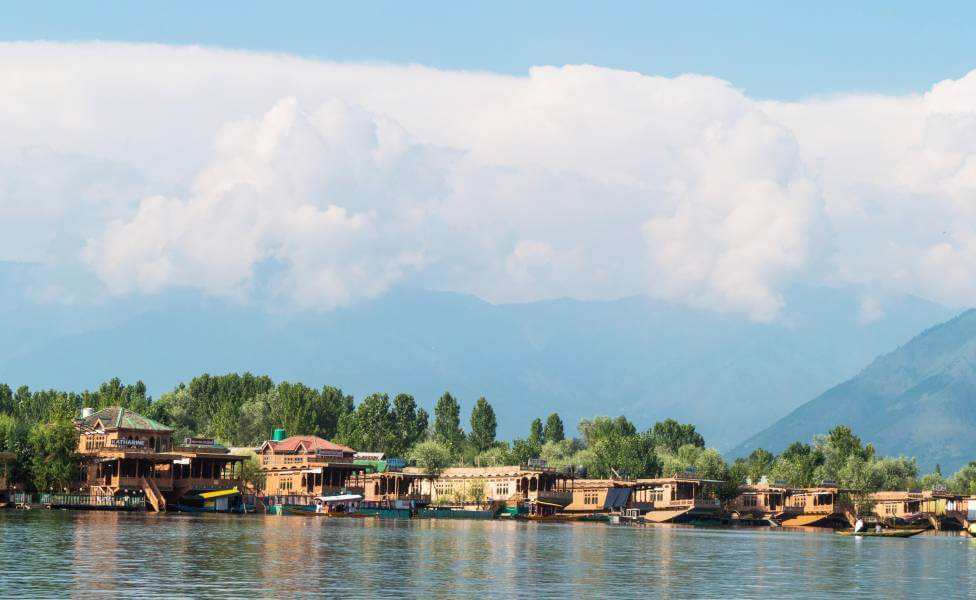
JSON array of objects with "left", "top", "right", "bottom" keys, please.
[{"left": 0, "top": 511, "right": 974, "bottom": 598}]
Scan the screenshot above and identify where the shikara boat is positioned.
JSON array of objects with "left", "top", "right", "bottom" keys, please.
[
  {"left": 281, "top": 506, "right": 372, "bottom": 518},
  {"left": 836, "top": 528, "right": 926, "bottom": 538}
]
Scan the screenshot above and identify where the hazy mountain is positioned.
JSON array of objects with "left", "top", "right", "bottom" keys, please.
[
  {"left": 0, "top": 269, "right": 956, "bottom": 449},
  {"left": 730, "top": 310, "right": 976, "bottom": 472}
]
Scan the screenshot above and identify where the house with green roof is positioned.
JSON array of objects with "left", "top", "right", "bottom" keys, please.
[{"left": 74, "top": 406, "right": 246, "bottom": 512}]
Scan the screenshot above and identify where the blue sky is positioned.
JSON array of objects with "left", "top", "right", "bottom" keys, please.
[{"left": 3, "top": 1, "right": 976, "bottom": 99}]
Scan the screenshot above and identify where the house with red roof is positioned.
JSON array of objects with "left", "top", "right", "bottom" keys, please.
[{"left": 257, "top": 430, "right": 367, "bottom": 502}]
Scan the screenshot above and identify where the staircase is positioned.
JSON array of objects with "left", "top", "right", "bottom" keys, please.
[{"left": 141, "top": 477, "right": 166, "bottom": 513}]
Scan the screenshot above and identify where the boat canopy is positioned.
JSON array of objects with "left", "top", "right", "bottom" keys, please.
[
  {"left": 198, "top": 489, "right": 241, "bottom": 499},
  {"left": 317, "top": 494, "right": 363, "bottom": 502}
]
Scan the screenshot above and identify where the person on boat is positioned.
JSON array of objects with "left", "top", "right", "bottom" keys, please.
[
  {"left": 854, "top": 519, "right": 865, "bottom": 532},
  {"left": 874, "top": 523, "right": 882, "bottom": 533}
]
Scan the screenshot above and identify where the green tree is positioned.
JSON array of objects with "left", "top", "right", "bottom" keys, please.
[
  {"left": 410, "top": 440, "right": 453, "bottom": 476},
  {"left": 27, "top": 421, "right": 78, "bottom": 492},
  {"left": 236, "top": 451, "right": 267, "bottom": 492},
  {"left": 949, "top": 461, "right": 976, "bottom": 495},
  {"left": 579, "top": 416, "right": 636, "bottom": 446},
  {"left": 528, "top": 417, "right": 544, "bottom": 446},
  {"left": 433, "top": 392, "right": 465, "bottom": 454},
  {"left": 590, "top": 432, "right": 660, "bottom": 479},
  {"left": 650, "top": 419, "right": 705, "bottom": 454},
  {"left": 543, "top": 413, "right": 565, "bottom": 443},
  {"left": 468, "top": 397, "right": 497, "bottom": 454},
  {"left": 354, "top": 393, "right": 396, "bottom": 453},
  {"left": 391, "top": 393, "right": 426, "bottom": 457},
  {"left": 768, "top": 442, "right": 824, "bottom": 487}
]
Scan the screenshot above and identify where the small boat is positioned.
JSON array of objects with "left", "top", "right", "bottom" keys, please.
[
  {"left": 837, "top": 528, "right": 926, "bottom": 538},
  {"left": 282, "top": 506, "right": 372, "bottom": 518}
]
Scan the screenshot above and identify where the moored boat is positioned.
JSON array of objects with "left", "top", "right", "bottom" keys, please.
[{"left": 836, "top": 528, "right": 926, "bottom": 538}]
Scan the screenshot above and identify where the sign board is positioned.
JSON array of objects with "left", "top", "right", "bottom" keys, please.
[
  {"left": 527, "top": 458, "right": 549, "bottom": 469},
  {"left": 315, "top": 449, "right": 345, "bottom": 458},
  {"left": 184, "top": 437, "right": 216, "bottom": 446},
  {"left": 387, "top": 458, "right": 407, "bottom": 469},
  {"left": 302, "top": 468, "right": 323, "bottom": 474},
  {"left": 111, "top": 438, "right": 146, "bottom": 449},
  {"left": 172, "top": 458, "right": 191, "bottom": 465}
]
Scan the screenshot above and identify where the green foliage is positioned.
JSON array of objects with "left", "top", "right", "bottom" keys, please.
[
  {"left": 650, "top": 419, "right": 705, "bottom": 454},
  {"left": 510, "top": 437, "right": 541, "bottom": 465},
  {"left": 949, "top": 461, "right": 976, "bottom": 495},
  {"left": 433, "top": 392, "right": 465, "bottom": 455},
  {"left": 410, "top": 440, "right": 453, "bottom": 476},
  {"left": 475, "top": 444, "right": 513, "bottom": 467},
  {"left": 733, "top": 448, "right": 776, "bottom": 484},
  {"left": 529, "top": 418, "right": 544, "bottom": 446},
  {"left": 768, "top": 442, "right": 824, "bottom": 487},
  {"left": 390, "top": 394, "right": 427, "bottom": 458},
  {"left": 543, "top": 413, "right": 565, "bottom": 443},
  {"left": 468, "top": 397, "right": 497, "bottom": 454},
  {"left": 236, "top": 451, "right": 267, "bottom": 491},
  {"left": 27, "top": 421, "right": 78, "bottom": 492},
  {"left": 466, "top": 479, "right": 487, "bottom": 504},
  {"left": 579, "top": 416, "right": 636, "bottom": 446},
  {"left": 589, "top": 432, "right": 660, "bottom": 479}
]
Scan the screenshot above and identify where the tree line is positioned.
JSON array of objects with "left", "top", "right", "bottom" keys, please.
[{"left": 2, "top": 373, "right": 976, "bottom": 497}]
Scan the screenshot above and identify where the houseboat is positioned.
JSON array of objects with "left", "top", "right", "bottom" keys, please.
[
  {"left": 631, "top": 472, "right": 723, "bottom": 523},
  {"left": 257, "top": 429, "right": 367, "bottom": 511},
  {"left": 779, "top": 484, "right": 852, "bottom": 527},
  {"left": 74, "top": 406, "right": 245, "bottom": 512},
  {"left": 563, "top": 478, "right": 634, "bottom": 517},
  {"left": 419, "top": 462, "right": 573, "bottom": 518},
  {"left": 728, "top": 478, "right": 793, "bottom": 523},
  {"left": 359, "top": 456, "right": 432, "bottom": 516},
  {"left": 0, "top": 451, "right": 14, "bottom": 507}
]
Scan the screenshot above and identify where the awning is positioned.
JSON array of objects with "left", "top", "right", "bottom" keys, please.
[
  {"left": 317, "top": 494, "right": 363, "bottom": 502},
  {"left": 532, "top": 500, "right": 564, "bottom": 508},
  {"left": 198, "top": 489, "right": 241, "bottom": 499},
  {"left": 604, "top": 488, "right": 631, "bottom": 509}
]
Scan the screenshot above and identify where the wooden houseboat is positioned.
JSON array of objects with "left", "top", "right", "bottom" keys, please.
[
  {"left": 631, "top": 472, "right": 724, "bottom": 522},
  {"left": 419, "top": 463, "right": 573, "bottom": 515},
  {"left": 74, "top": 407, "right": 245, "bottom": 512},
  {"left": 257, "top": 430, "right": 367, "bottom": 509},
  {"left": 563, "top": 479, "right": 635, "bottom": 515},
  {"left": 728, "top": 478, "right": 794, "bottom": 523},
  {"left": 779, "top": 484, "right": 853, "bottom": 527}
]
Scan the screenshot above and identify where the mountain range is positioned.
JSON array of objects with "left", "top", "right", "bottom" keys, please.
[
  {"left": 730, "top": 309, "right": 976, "bottom": 472},
  {"left": 0, "top": 262, "right": 956, "bottom": 451}
]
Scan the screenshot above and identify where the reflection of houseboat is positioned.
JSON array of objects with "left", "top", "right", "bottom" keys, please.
[
  {"left": 257, "top": 429, "right": 367, "bottom": 511},
  {"left": 74, "top": 407, "right": 245, "bottom": 512},
  {"left": 631, "top": 473, "right": 723, "bottom": 523},
  {"left": 0, "top": 451, "right": 14, "bottom": 507}
]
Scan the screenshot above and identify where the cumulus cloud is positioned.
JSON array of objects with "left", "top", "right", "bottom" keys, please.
[{"left": 3, "top": 42, "right": 976, "bottom": 317}]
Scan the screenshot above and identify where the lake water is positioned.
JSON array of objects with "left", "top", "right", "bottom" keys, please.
[{"left": 1, "top": 511, "right": 974, "bottom": 598}]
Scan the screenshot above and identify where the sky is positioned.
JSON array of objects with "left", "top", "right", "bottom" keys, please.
[{"left": 3, "top": 4, "right": 976, "bottom": 322}]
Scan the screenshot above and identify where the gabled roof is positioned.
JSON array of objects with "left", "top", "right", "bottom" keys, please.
[
  {"left": 260, "top": 435, "right": 354, "bottom": 455},
  {"left": 75, "top": 406, "right": 172, "bottom": 433}
]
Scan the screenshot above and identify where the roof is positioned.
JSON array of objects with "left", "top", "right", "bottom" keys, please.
[
  {"left": 317, "top": 494, "right": 363, "bottom": 502},
  {"left": 260, "top": 435, "right": 354, "bottom": 455},
  {"left": 604, "top": 487, "right": 632, "bottom": 509},
  {"left": 0, "top": 451, "right": 16, "bottom": 461},
  {"left": 75, "top": 407, "right": 172, "bottom": 433}
]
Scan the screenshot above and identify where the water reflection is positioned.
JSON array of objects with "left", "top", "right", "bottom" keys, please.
[{"left": 0, "top": 511, "right": 973, "bottom": 598}]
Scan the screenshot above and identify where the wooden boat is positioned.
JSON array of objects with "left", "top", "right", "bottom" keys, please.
[
  {"left": 510, "top": 513, "right": 582, "bottom": 523},
  {"left": 837, "top": 528, "right": 926, "bottom": 538},
  {"left": 281, "top": 506, "right": 372, "bottom": 518}
]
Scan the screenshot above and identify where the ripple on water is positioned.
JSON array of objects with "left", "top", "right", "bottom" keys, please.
[{"left": 0, "top": 512, "right": 974, "bottom": 599}]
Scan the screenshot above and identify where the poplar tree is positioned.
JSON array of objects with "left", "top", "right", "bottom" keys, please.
[
  {"left": 468, "top": 397, "right": 497, "bottom": 454},
  {"left": 433, "top": 392, "right": 465, "bottom": 454}
]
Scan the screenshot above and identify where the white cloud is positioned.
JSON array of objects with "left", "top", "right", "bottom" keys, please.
[{"left": 4, "top": 42, "right": 976, "bottom": 316}]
